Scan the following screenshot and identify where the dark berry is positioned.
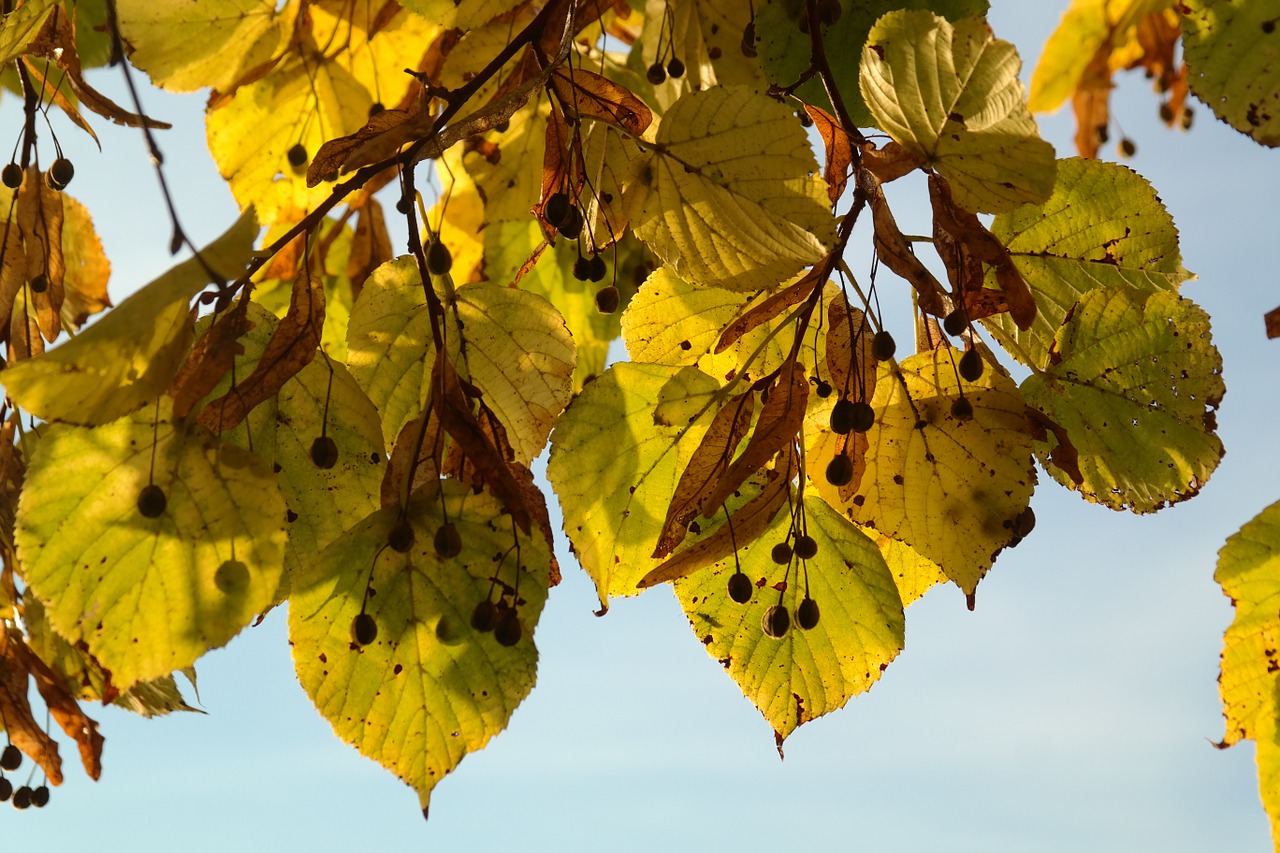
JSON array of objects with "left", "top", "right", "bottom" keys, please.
[
  {"left": 646, "top": 62, "right": 666, "bottom": 85},
  {"left": 214, "top": 559, "right": 248, "bottom": 594},
  {"left": 573, "top": 256, "right": 592, "bottom": 281},
  {"left": 667, "top": 58, "right": 685, "bottom": 79},
  {"left": 728, "top": 572, "right": 752, "bottom": 604},
  {"left": 471, "top": 599, "right": 498, "bottom": 633},
  {"left": 951, "top": 396, "right": 974, "bottom": 421},
  {"left": 12, "top": 785, "right": 31, "bottom": 809},
  {"left": 286, "top": 143, "right": 307, "bottom": 168},
  {"left": 396, "top": 196, "right": 412, "bottom": 214},
  {"left": 426, "top": 238, "right": 453, "bottom": 276},
  {"left": 587, "top": 254, "right": 607, "bottom": 283},
  {"left": 958, "top": 348, "right": 983, "bottom": 382},
  {"left": 793, "top": 534, "right": 818, "bottom": 560},
  {"left": 368, "top": 102, "right": 385, "bottom": 117},
  {"left": 943, "top": 308, "right": 969, "bottom": 336},
  {"left": 1013, "top": 506, "right": 1036, "bottom": 538},
  {"left": 771, "top": 542, "right": 792, "bottom": 565},
  {"left": 594, "top": 284, "right": 619, "bottom": 314},
  {"left": 815, "top": 380, "right": 832, "bottom": 398},
  {"left": 310, "top": 435, "right": 339, "bottom": 469},
  {"left": 544, "top": 192, "right": 570, "bottom": 227},
  {"left": 741, "top": 21, "right": 758, "bottom": 57},
  {"left": 434, "top": 522, "right": 462, "bottom": 558},
  {"left": 1, "top": 163, "right": 20, "bottom": 189},
  {"left": 825, "top": 454, "right": 853, "bottom": 487},
  {"left": 494, "top": 611, "right": 522, "bottom": 646},
  {"left": 29, "top": 275, "right": 48, "bottom": 294},
  {"left": 387, "top": 518, "right": 414, "bottom": 553},
  {"left": 31, "top": 785, "right": 48, "bottom": 807},
  {"left": 762, "top": 605, "right": 789, "bottom": 639},
  {"left": 137, "top": 484, "right": 167, "bottom": 519},
  {"left": 1119, "top": 138, "right": 1137, "bottom": 157},
  {"left": 1, "top": 744, "right": 21, "bottom": 771},
  {"left": 1180, "top": 107, "right": 1194, "bottom": 130},
  {"left": 796, "top": 597, "right": 820, "bottom": 630},
  {"left": 351, "top": 612, "right": 377, "bottom": 646},
  {"left": 557, "top": 205, "right": 583, "bottom": 239},
  {"left": 1159, "top": 102, "right": 1175, "bottom": 124},
  {"left": 850, "top": 401, "right": 875, "bottom": 433},
  {"left": 0, "top": 777, "right": 10, "bottom": 802},
  {"left": 47, "top": 157, "right": 74, "bottom": 189},
  {"left": 872, "top": 330, "right": 896, "bottom": 361},
  {"left": 830, "top": 398, "right": 856, "bottom": 434}
]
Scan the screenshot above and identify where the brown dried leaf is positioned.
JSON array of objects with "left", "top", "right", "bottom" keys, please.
[
  {"left": 58, "top": 195, "right": 111, "bottom": 328},
  {"left": 653, "top": 392, "right": 756, "bottom": 559},
  {"left": 20, "top": 639, "right": 104, "bottom": 781},
  {"left": 1072, "top": 46, "right": 1111, "bottom": 159},
  {"left": 862, "top": 168, "right": 947, "bottom": 317},
  {"left": 1265, "top": 305, "right": 1280, "bottom": 339},
  {"left": 706, "top": 362, "right": 809, "bottom": 511},
  {"left": 347, "top": 199, "right": 393, "bottom": 295},
  {"left": 638, "top": 467, "right": 790, "bottom": 588},
  {"left": 1025, "top": 404, "right": 1083, "bottom": 486},
  {"left": 803, "top": 104, "right": 855, "bottom": 203},
  {"left": 549, "top": 65, "right": 652, "bottom": 137},
  {"left": 860, "top": 140, "right": 925, "bottom": 184},
  {"left": 825, "top": 290, "right": 877, "bottom": 404},
  {"left": 198, "top": 266, "right": 324, "bottom": 431},
  {"left": 716, "top": 268, "right": 821, "bottom": 355},
  {"left": 168, "top": 298, "right": 253, "bottom": 418},
  {"left": 0, "top": 637, "right": 64, "bottom": 785},
  {"left": 306, "top": 107, "right": 431, "bottom": 187},
  {"left": 381, "top": 410, "right": 444, "bottom": 509},
  {"left": 16, "top": 167, "right": 66, "bottom": 342},
  {"left": 0, "top": 210, "right": 27, "bottom": 344}
]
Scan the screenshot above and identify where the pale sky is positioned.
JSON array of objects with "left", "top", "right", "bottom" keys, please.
[{"left": 3, "top": 4, "right": 1278, "bottom": 851}]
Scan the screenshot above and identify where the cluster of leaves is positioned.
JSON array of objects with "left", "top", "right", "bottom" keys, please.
[{"left": 0, "top": 0, "right": 1276, "bottom": 830}]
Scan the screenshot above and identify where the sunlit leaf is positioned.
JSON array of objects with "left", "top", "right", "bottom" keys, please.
[
  {"left": 1021, "top": 288, "right": 1223, "bottom": 513},
  {"left": 859, "top": 10, "right": 1056, "bottom": 213},
  {"left": 0, "top": 0, "right": 58, "bottom": 66},
  {"left": 1181, "top": 0, "right": 1280, "bottom": 147},
  {"left": 674, "top": 495, "right": 904, "bottom": 742},
  {"left": 626, "top": 86, "right": 834, "bottom": 291},
  {"left": 14, "top": 402, "right": 287, "bottom": 691},
  {"left": 289, "top": 480, "right": 551, "bottom": 811}
]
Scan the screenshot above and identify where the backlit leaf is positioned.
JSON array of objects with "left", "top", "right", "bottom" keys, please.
[
  {"left": 859, "top": 10, "right": 1056, "bottom": 213},
  {"left": 14, "top": 403, "right": 287, "bottom": 691},
  {"left": 289, "top": 481, "right": 551, "bottom": 811},
  {"left": 1181, "top": 0, "right": 1280, "bottom": 147},
  {"left": 1020, "top": 288, "right": 1224, "bottom": 513},
  {"left": 0, "top": 0, "right": 58, "bottom": 66}
]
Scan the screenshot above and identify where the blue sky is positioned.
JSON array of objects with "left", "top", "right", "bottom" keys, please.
[{"left": 3, "top": 3, "right": 1279, "bottom": 851}]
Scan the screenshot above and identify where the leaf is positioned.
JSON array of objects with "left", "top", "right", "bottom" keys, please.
[
  {"left": 549, "top": 65, "right": 652, "bottom": 136},
  {"left": 115, "top": 0, "right": 285, "bottom": 94},
  {"left": 636, "top": 0, "right": 766, "bottom": 99},
  {"left": 1020, "top": 288, "right": 1224, "bottom": 513},
  {"left": 463, "top": 98, "right": 549, "bottom": 223},
  {"left": 289, "top": 481, "right": 551, "bottom": 811},
  {"left": 837, "top": 348, "right": 1037, "bottom": 595},
  {"left": 1215, "top": 499, "right": 1280, "bottom": 848},
  {"left": 981, "top": 157, "right": 1190, "bottom": 369},
  {"left": 1, "top": 210, "right": 258, "bottom": 425},
  {"left": 859, "top": 10, "right": 1057, "bottom": 213},
  {"left": 14, "top": 403, "right": 287, "bottom": 691},
  {"left": 548, "top": 362, "right": 729, "bottom": 607},
  {"left": 1180, "top": 0, "right": 1280, "bottom": 147},
  {"left": 0, "top": 0, "right": 58, "bottom": 66},
  {"left": 346, "top": 257, "right": 575, "bottom": 464},
  {"left": 673, "top": 495, "right": 904, "bottom": 743},
  {"left": 626, "top": 86, "right": 834, "bottom": 291},
  {"left": 57, "top": 193, "right": 112, "bottom": 329},
  {"left": 757, "top": 0, "right": 989, "bottom": 127}
]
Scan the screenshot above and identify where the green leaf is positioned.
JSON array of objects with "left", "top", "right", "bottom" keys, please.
[
  {"left": 1020, "top": 288, "right": 1224, "bottom": 513},
  {"left": 982, "top": 157, "right": 1191, "bottom": 369},
  {"left": 626, "top": 86, "right": 834, "bottom": 291},
  {"left": 1216, "top": 499, "right": 1280, "bottom": 848},
  {"left": 1, "top": 210, "right": 257, "bottom": 425},
  {"left": 757, "top": 0, "right": 988, "bottom": 127},
  {"left": 346, "top": 257, "right": 575, "bottom": 464},
  {"left": 14, "top": 403, "right": 287, "bottom": 691},
  {"left": 548, "top": 362, "right": 728, "bottom": 608},
  {"left": 0, "top": 0, "right": 58, "bottom": 66},
  {"left": 461, "top": 99, "right": 548, "bottom": 224},
  {"left": 115, "top": 0, "right": 284, "bottom": 93},
  {"left": 1181, "top": 0, "right": 1280, "bottom": 147},
  {"left": 674, "top": 495, "right": 903, "bottom": 742},
  {"left": 289, "top": 481, "right": 551, "bottom": 811},
  {"left": 836, "top": 348, "right": 1036, "bottom": 595},
  {"left": 859, "top": 10, "right": 1056, "bottom": 213}
]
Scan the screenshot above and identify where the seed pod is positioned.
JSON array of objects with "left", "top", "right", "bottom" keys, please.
[
  {"left": 368, "top": 102, "right": 385, "bottom": 117},
  {"left": 825, "top": 454, "right": 853, "bottom": 487},
  {"left": 741, "top": 21, "right": 758, "bottom": 57},
  {"left": 557, "top": 205, "right": 583, "bottom": 239},
  {"left": 793, "top": 535, "right": 818, "bottom": 560},
  {"left": 815, "top": 380, "right": 832, "bottom": 398},
  {"left": 943, "top": 308, "right": 969, "bottom": 337},
  {"left": 818, "top": 0, "right": 842, "bottom": 25},
  {"left": 646, "top": 62, "right": 666, "bottom": 85},
  {"left": 12, "top": 786, "right": 31, "bottom": 809},
  {"left": 387, "top": 518, "right": 414, "bottom": 553},
  {"left": 587, "top": 254, "right": 607, "bottom": 283},
  {"left": 494, "top": 611, "right": 522, "bottom": 646},
  {"left": 594, "top": 284, "right": 619, "bottom": 314},
  {"left": 1, "top": 163, "right": 21, "bottom": 189},
  {"left": 1, "top": 744, "right": 21, "bottom": 771},
  {"left": 951, "top": 396, "right": 974, "bottom": 421},
  {"left": 286, "top": 143, "right": 307, "bottom": 168},
  {"left": 830, "top": 398, "right": 857, "bottom": 434},
  {"left": 762, "top": 605, "right": 790, "bottom": 639},
  {"left": 310, "top": 435, "right": 339, "bottom": 469},
  {"left": 31, "top": 785, "right": 49, "bottom": 808},
  {"left": 573, "top": 256, "right": 592, "bottom": 281},
  {"left": 872, "top": 330, "right": 896, "bottom": 361},
  {"left": 471, "top": 600, "right": 498, "bottom": 633},
  {"left": 1013, "top": 506, "right": 1036, "bottom": 539},
  {"left": 727, "top": 572, "right": 752, "bottom": 604},
  {"left": 0, "top": 777, "right": 11, "bottom": 802},
  {"left": 426, "top": 238, "right": 453, "bottom": 276},
  {"left": 28, "top": 275, "right": 48, "bottom": 294},
  {"left": 1119, "top": 137, "right": 1137, "bottom": 157},
  {"left": 958, "top": 348, "right": 984, "bottom": 382},
  {"left": 850, "top": 401, "right": 875, "bottom": 433},
  {"left": 796, "top": 597, "right": 820, "bottom": 630},
  {"left": 771, "top": 542, "right": 792, "bottom": 565},
  {"left": 667, "top": 58, "right": 685, "bottom": 79},
  {"left": 434, "top": 522, "right": 462, "bottom": 557},
  {"left": 46, "top": 157, "right": 74, "bottom": 190},
  {"left": 544, "top": 192, "right": 571, "bottom": 227},
  {"left": 351, "top": 612, "right": 377, "bottom": 646},
  {"left": 137, "top": 484, "right": 167, "bottom": 519}
]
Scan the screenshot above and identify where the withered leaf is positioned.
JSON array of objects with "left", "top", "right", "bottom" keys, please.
[
  {"left": 168, "top": 298, "right": 253, "bottom": 418},
  {"left": 803, "top": 104, "right": 855, "bottom": 204},
  {"left": 862, "top": 168, "right": 947, "bottom": 318},
  {"left": 715, "top": 268, "right": 821, "bottom": 355},
  {"left": 549, "top": 66, "right": 652, "bottom": 137}
]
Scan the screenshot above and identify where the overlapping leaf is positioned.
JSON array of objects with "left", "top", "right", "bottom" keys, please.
[
  {"left": 1, "top": 211, "right": 257, "bottom": 425},
  {"left": 1216, "top": 499, "right": 1280, "bottom": 848},
  {"left": 289, "top": 481, "right": 551, "bottom": 812},
  {"left": 838, "top": 348, "right": 1036, "bottom": 595},
  {"left": 1181, "top": 0, "right": 1280, "bottom": 147},
  {"left": 982, "top": 157, "right": 1190, "bottom": 369},
  {"left": 1020, "top": 288, "right": 1223, "bottom": 512},
  {"left": 859, "top": 10, "right": 1056, "bottom": 213},
  {"left": 674, "top": 495, "right": 904, "bottom": 742},
  {"left": 626, "top": 86, "right": 834, "bottom": 291},
  {"left": 14, "top": 403, "right": 287, "bottom": 691},
  {"left": 0, "top": 0, "right": 58, "bottom": 66}
]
